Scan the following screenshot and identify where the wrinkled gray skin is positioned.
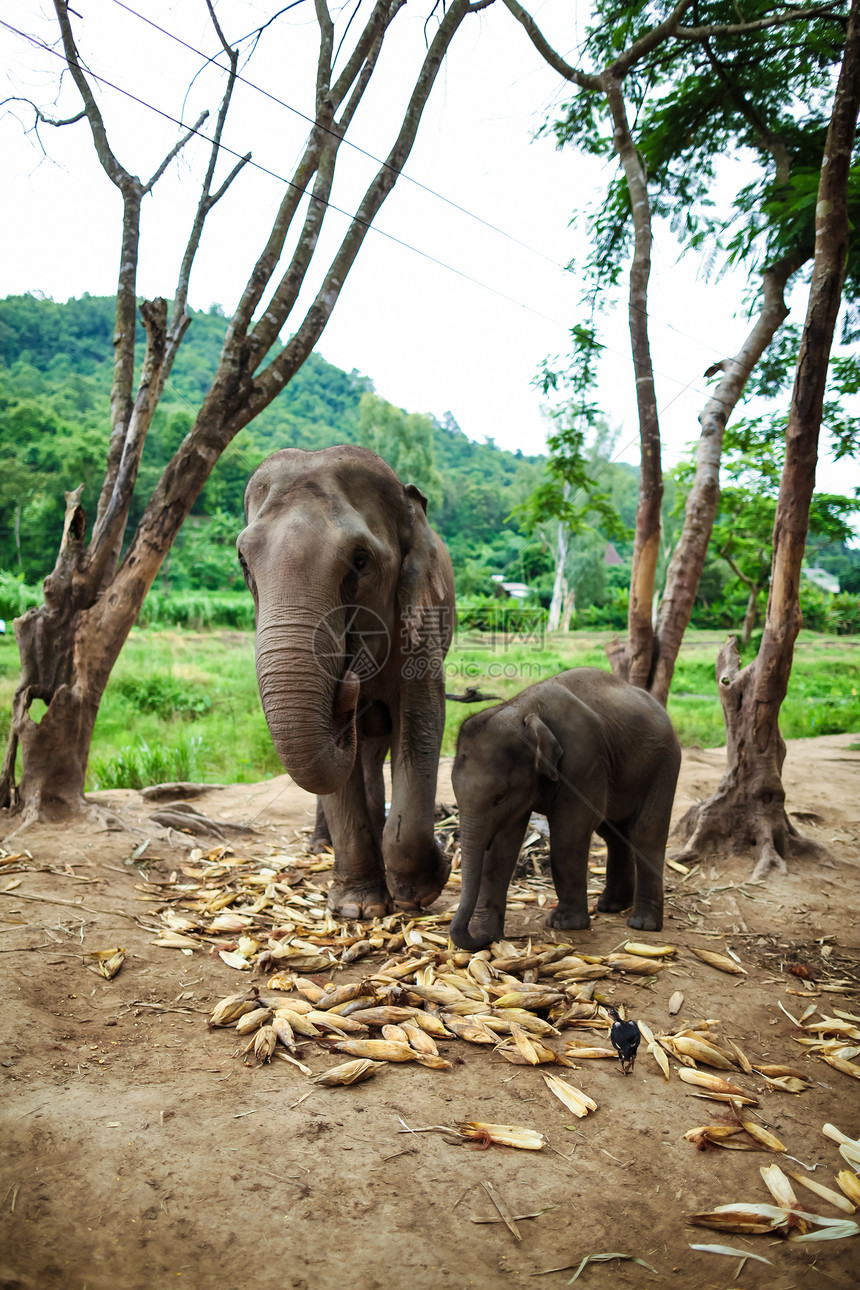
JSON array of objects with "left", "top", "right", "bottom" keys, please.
[
  {"left": 238, "top": 446, "right": 455, "bottom": 919},
  {"left": 450, "top": 668, "right": 681, "bottom": 950}
]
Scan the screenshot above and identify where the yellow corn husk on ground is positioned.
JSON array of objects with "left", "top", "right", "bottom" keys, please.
[
  {"left": 440, "top": 1014, "right": 495, "bottom": 1044},
  {"left": 266, "top": 972, "right": 299, "bottom": 992},
  {"left": 563, "top": 1043, "right": 616, "bottom": 1060},
  {"left": 668, "top": 990, "right": 684, "bottom": 1016},
  {"left": 667, "top": 1036, "right": 736, "bottom": 1070},
  {"left": 209, "top": 993, "right": 260, "bottom": 1028},
  {"left": 493, "top": 989, "right": 565, "bottom": 1009},
  {"left": 836, "top": 1171, "right": 860, "bottom": 1206},
  {"left": 689, "top": 947, "right": 747, "bottom": 975},
  {"left": 313, "top": 1059, "right": 385, "bottom": 1086},
  {"left": 623, "top": 941, "right": 678, "bottom": 958},
  {"left": 677, "top": 1068, "right": 751, "bottom": 1098},
  {"left": 154, "top": 930, "right": 200, "bottom": 950},
  {"left": 86, "top": 947, "right": 125, "bottom": 979},
  {"left": 250, "top": 1025, "right": 277, "bottom": 1063},
  {"left": 542, "top": 1071, "right": 597, "bottom": 1117},
  {"left": 605, "top": 954, "right": 664, "bottom": 975},
  {"left": 235, "top": 1007, "right": 273, "bottom": 1035},
  {"left": 458, "top": 1122, "right": 545, "bottom": 1150},
  {"left": 272, "top": 1008, "right": 320, "bottom": 1038},
  {"left": 730, "top": 1100, "right": 786, "bottom": 1152},
  {"left": 820, "top": 1053, "right": 860, "bottom": 1080},
  {"left": 788, "top": 1171, "right": 856, "bottom": 1214},
  {"left": 381, "top": 1023, "right": 411, "bottom": 1044},
  {"left": 760, "top": 1164, "right": 799, "bottom": 1209},
  {"left": 496, "top": 1009, "right": 561, "bottom": 1037},
  {"left": 684, "top": 1125, "right": 748, "bottom": 1150},
  {"left": 401, "top": 1021, "right": 438, "bottom": 1056},
  {"left": 306, "top": 1010, "right": 368, "bottom": 1035},
  {"left": 726, "top": 1038, "right": 753, "bottom": 1074},
  {"left": 271, "top": 1016, "right": 297, "bottom": 1052},
  {"left": 331, "top": 1039, "right": 418, "bottom": 1062},
  {"left": 634, "top": 1021, "right": 668, "bottom": 1081},
  {"left": 687, "top": 1203, "right": 791, "bottom": 1235},
  {"left": 346, "top": 1006, "right": 420, "bottom": 1027},
  {"left": 405, "top": 1010, "right": 451, "bottom": 1038},
  {"left": 759, "top": 1072, "right": 812, "bottom": 1094}
]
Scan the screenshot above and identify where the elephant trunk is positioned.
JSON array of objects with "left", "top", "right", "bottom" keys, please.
[
  {"left": 449, "top": 818, "right": 497, "bottom": 951},
  {"left": 254, "top": 604, "right": 359, "bottom": 797}
]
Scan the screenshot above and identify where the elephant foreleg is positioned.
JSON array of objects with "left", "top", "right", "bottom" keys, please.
[
  {"left": 461, "top": 814, "right": 530, "bottom": 947},
  {"left": 323, "top": 758, "right": 389, "bottom": 921},
  {"left": 383, "top": 688, "right": 449, "bottom": 911}
]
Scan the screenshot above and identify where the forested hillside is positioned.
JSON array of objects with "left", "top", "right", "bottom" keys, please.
[
  {"left": 2, "top": 293, "right": 856, "bottom": 636},
  {"left": 0, "top": 293, "right": 552, "bottom": 594}
]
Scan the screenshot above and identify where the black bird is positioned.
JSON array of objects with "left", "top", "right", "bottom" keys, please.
[{"left": 608, "top": 1007, "right": 641, "bottom": 1075}]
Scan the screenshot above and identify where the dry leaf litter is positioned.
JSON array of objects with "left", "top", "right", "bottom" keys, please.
[{"left": 116, "top": 822, "right": 860, "bottom": 1251}]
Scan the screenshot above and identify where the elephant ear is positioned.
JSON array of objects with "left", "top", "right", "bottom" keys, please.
[
  {"left": 398, "top": 484, "right": 450, "bottom": 652},
  {"left": 523, "top": 713, "right": 563, "bottom": 782}
]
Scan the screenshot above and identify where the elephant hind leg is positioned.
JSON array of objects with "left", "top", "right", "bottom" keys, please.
[
  {"left": 596, "top": 821, "right": 636, "bottom": 915},
  {"left": 307, "top": 798, "right": 333, "bottom": 855}
]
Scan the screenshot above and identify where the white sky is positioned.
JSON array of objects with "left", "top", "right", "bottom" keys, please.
[{"left": 1, "top": 0, "right": 857, "bottom": 504}]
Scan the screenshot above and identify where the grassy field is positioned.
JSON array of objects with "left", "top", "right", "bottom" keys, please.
[{"left": 0, "top": 627, "right": 858, "bottom": 790}]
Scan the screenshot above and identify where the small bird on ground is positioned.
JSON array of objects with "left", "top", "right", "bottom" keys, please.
[{"left": 608, "top": 1007, "right": 641, "bottom": 1075}]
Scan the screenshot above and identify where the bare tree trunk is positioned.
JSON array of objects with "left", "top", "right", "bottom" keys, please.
[
  {"left": 649, "top": 256, "right": 803, "bottom": 705},
  {"left": 739, "top": 587, "right": 759, "bottom": 647},
  {"left": 675, "top": 0, "right": 860, "bottom": 875},
  {"left": 558, "top": 586, "right": 576, "bottom": 633},
  {"left": 602, "top": 76, "right": 662, "bottom": 690},
  {"left": 547, "top": 519, "right": 570, "bottom": 631},
  {"left": 0, "top": 0, "right": 483, "bottom": 823}
]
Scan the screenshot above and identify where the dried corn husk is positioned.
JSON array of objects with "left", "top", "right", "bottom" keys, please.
[
  {"left": 306, "top": 1010, "right": 368, "bottom": 1036},
  {"left": 272, "top": 1008, "right": 320, "bottom": 1038},
  {"left": 836, "top": 1171, "right": 860, "bottom": 1206},
  {"left": 690, "top": 947, "right": 747, "bottom": 975},
  {"left": 249, "top": 1025, "right": 277, "bottom": 1064},
  {"left": 678, "top": 1069, "right": 751, "bottom": 1098},
  {"left": 313, "top": 1059, "right": 384, "bottom": 1086},
  {"left": 220, "top": 949, "right": 253, "bottom": 970},
  {"left": 153, "top": 930, "right": 200, "bottom": 950},
  {"left": 496, "top": 1008, "right": 560, "bottom": 1037},
  {"left": 401, "top": 1021, "right": 438, "bottom": 1056},
  {"left": 687, "top": 1203, "right": 790, "bottom": 1235},
  {"left": 623, "top": 942, "right": 677, "bottom": 958},
  {"left": 606, "top": 954, "right": 664, "bottom": 975},
  {"left": 440, "top": 1014, "right": 495, "bottom": 1044},
  {"left": 684, "top": 1125, "right": 749, "bottom": 1150},
  {"left": 493, "top": 989, "right": 565, "bottom": 1009},
  {"left": 758, "top": 1072, "right": 812, "bottom": 1094},
  {"left": 725, "top": 1038, "right": 753, "bottom": 1074},
  {"left": 820, "top": 1053, "right": 860, "bottom": 1080},
  {"left": 382, "top": 1023, "right": 410, "bottom": 1044},
  {"left": 271, "top": 1016, "right": 297, "bottom": 1052},
  {"left": 458, "top": 1122, "right": 545, "bottom": 1150},
  {"left": 668, "top": 991, "right": 684, "bottom": 1016},
  {"left": 209, "top": 993, "right": 259, "bottom": 1028},
  {"left": 86, "top": 947, "right": 125, "bottom": 979},
  {"left": 787, "top": 1171, "right": 856, "bottom": 1214},
  {"left": 331, "top": 1039, "right": 418, "bottom": 1062},
  {"left": 636, "top": 1021, "right": 671, "bottom": 1081},
  {"left": 563, "top": 1043, "right": 616, "bottom": 1060},
  {"left": 730, "top": 1101, "right": 786, "bottom": 1153},
  {"left": 541, "top": 1071, "right": 597, "bottom": 1117},
  {"left": 666, "top": 1036, "right": 736, "bottom": 1070},
  {"left": 235, "top": 1007, "right": 273, "bottom": 1035},
  {"left": 760, "top": 1164, "right": 798, "bottom": 1209}
]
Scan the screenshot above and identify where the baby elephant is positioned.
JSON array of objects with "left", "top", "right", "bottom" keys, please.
[{"left": 450, "top": 668, "right": 681, "bottom": 950}]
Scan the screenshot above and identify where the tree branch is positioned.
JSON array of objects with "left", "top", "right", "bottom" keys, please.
[
  {"left": 143, "top": 109, "right": 208, "bottom": 194},
  {"left": 674, "top": 4, "right": 844, "bottom": 40},
  {"left": 52, "top": 0, "right": 129, "bottom": 190},
  {"left": 501, "top": 0, "right": 600, "bottom": 89}
]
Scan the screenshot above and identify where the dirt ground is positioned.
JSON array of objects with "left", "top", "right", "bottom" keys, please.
[{"left": 1, "top": 734, "right": 859, "bottom": 1290}]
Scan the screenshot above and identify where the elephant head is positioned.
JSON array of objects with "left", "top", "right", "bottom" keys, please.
[
  {"left": 449, "top": 706, "right": 562, "bottom": 950},
  {"left": 237, "top": 445, "right": 448, "bottom": 796}
]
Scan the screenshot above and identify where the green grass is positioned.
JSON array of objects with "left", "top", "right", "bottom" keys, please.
[{"left": 0, "top": 626, "right": 857, "bottom": 789}]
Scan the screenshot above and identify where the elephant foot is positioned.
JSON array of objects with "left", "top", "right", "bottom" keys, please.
[
  {"left": 597, "top": 889, "right": 634, "bottom": 915},
  {"left": 545, "top": 904, "right": 590, "bottom": 931},
  {"left": 307, "top": 834, "right": 333, "bottom": 856},
  {"left": 386, "top": 849, "right": 451, "bottom": 913},
  {"left": 327, "top": 881, "right": 391, "bottom": 921},
  {"left": 627, "top": 908, "right": 663, "bottom": 932}
]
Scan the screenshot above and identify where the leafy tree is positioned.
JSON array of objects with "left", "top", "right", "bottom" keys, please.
[
  {"left": 0, "top": 0, "right": 494, "bottom": 821},
  {"left": 358, "top": 393, "right": 444, "bottom": 515},
  {"left": 505, "top": 0, "right": 856, "bottom": 699}
]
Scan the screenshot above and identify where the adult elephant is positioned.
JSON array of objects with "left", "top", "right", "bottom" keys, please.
[{"left": 238, "top": 445, "right": 455, "bottom": 919}]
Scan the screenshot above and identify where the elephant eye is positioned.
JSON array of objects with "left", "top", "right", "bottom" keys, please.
[
  {"left": 492, "top": 792, "right": 507, "bottom": 806},
  {"left": 238, "top": 551, "right": 256, "bottom": 597},
  {"left": 353, "top": 549, "right": 370, "bottom": 572}
]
